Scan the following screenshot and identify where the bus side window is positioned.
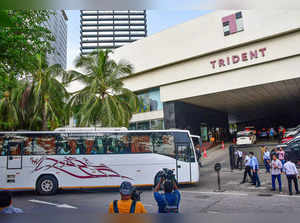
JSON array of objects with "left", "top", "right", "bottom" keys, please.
[
  {"left": 94, "top": 137, "right": 105, "bottom": 154},
  {"left": 8, "top": 137, "right": 23, "bottom": 156},
  {"left": 23, "top": 137, "right": 33, "bottom": 155},
  {"left": 153, "top": 133, "right": 175, "bottom": 157},
  {"left": 130, "top": 134, "right": 153, "bottom": 153},
  {"left": 85, "top": 138, "right": 95, "bottom": 154},
  {"left": 115, "top": 134, "right": 130, "bottom": 154},
  {"left": 0, "top": 137, "right": 6, "bottom": 156},
  {"left": 56, "top": 135, "right": 71, "bottom": 155},
  {"left": 76, "top": 138, "right": 86, "bottom": 154}
]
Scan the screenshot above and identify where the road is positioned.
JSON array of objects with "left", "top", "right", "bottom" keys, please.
[{"left": 2, "top": 143, "right": 300, "bottom": 222}]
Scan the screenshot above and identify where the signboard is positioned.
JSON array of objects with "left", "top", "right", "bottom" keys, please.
[
  {"left": 222, "top": 11, "right": 244, "bottom": 36},
  {"left": 210, "top": 47, "right": 267, "bottom": 69}
]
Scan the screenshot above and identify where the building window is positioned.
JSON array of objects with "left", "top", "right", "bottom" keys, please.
[
  {"left": 150, "top": 119, "right": 164, "bottom": 130},
  {"left": 129, "top": 119, "right": 164, "bottom": 130},
  {"left": 137, "top": 121, "right": 150, "bottom": 130},
  {"left": 137, "top": 88, "right": 163, "bottom": 113}
]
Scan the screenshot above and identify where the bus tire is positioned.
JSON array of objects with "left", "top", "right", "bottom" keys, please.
[{"left": 36, "top": 175, "right": 58, "bottom": 195}]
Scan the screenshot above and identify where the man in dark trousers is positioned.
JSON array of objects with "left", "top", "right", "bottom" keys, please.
[
  {"left": 283, "top": 157, "right": 300, "bottom": 196},
  {"left": 249, "top": 152, "right": 261, "bottom": 187},
  {"left": 240, "top": 152, "right": 253, "bottom": 184},
  {"left": 236, "top": 150, "right": 243, "bottom": 170}
]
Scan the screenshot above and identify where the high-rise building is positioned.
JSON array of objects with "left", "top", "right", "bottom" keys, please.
[
  {"left": 46, "top": 10, "right": 68, "bottom": 69},
  {"left": 80, "top": 10, "right": 147, "bottom": 55}
]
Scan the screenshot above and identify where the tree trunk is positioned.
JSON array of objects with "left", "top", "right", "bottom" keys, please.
[{"left": 42, "top": 102, "right": 47, "bottom": 131}]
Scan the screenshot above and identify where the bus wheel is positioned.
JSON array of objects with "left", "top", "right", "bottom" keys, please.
[{"left": 36, "top": 175, "right": 58, "bottom": 195}]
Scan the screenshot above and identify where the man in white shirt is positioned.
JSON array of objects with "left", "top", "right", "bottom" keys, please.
[
  {"left": 283, "top": 157, "right": 300, "bottom": 196},
  {"left": 235, "top": 150, "right": 243, "bottom": 170},
  {"left": 263, "top": 147, "right": 271, "bottom": 173},
  {"left": 271, "top": 154, "right": 282, "bottom": 192},
  {"left": 240, "top": 153, "right": 253, "bottom": 184}
]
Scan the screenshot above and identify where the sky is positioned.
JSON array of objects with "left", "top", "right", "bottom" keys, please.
[{"left": 66, "top": 10, "right": 211, "bottom": 71}]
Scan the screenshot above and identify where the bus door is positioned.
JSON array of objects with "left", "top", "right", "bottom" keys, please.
[
  {"left": 175, "top": 143, "right": 192, "bottom": 184},
  {"left": 7, "top": 140, "right": 23, "bottom": 169}
]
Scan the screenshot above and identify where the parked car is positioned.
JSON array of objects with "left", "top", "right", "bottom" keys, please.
[
  {"left": 286, "top": 124, "right": 300, "bottom": 132},
  {"left": 276, "top": 136, "right": 300, "bottom": 166},
  {"left": 236, "top": 131, "right": 257, "bottom": 145},
  {"left": 244, "top": 126, "right": 256, "bottom": 135},
  {"left": 258, "top": 128, "right": 268, "bottom": 138},
  {"left": 281, "top": 128, "right": 300, "bottom": 143}
]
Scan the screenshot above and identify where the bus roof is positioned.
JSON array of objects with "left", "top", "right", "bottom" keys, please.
[
  {"left": 54, "top": 127, "right": 128, "bottom": 131},
  {"left": 0, "top": 129, "right": 191, "bottom": 134}
]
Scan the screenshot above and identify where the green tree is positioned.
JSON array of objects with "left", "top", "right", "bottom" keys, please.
[
  {"left": 0, "top": 88, "right": 19, "bottom": 130},
  {"left": 68, "top": 50, "right": 141, "bottom": 127},
  {"left": 16, "top": 54, "right": 69, "bottom": 130},
  {"left": 0, "top": 10, "right": 55, "bottom": 76}
]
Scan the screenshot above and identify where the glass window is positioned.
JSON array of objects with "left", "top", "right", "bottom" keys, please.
[
  {"left": 150, "top": 119, "right": 164, "bottom": 130},
  {"left": 173, "top": 132, "right": 191, "bottom": 144},
  {"left": 56, "top": 134, "right": 71, "bottom": 155},
  {"left": 114, "top": 134, "right": 131, "bottom": 153},
  {"left": 129, "top": 133, "right": 153, "bottom": 153},
  {"left": 129, "top": 123, "right": 137, "bottom": 130},
  {"left": 23, "top": 137, "right": 33, "bottom": 155},
  {"left": 289, "top": 143, "right": 300, "bottom": 152},
  {"left": 0, "top": 136, "right": 8, "bottom": 156},
  {"left": 33, "top": 136, "right": 56, "bottom": 155},
  {"left": 137, "top": 121, "right": 150, "bottom": 130},
  {"left": 137, "top": 88, "right": 163, "bottom": 113},
  {"left": 177, "top": 144, "right": 195, "bottom": 162},
  {"left": 152, "top": 133, "right": 175, "bottom": 158},
  {"left": 7, "top": 136, "right": 23, "bottom": 156}
]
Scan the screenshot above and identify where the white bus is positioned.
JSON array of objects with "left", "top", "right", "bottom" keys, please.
[{"left": 0, "top": 130, "right": 199, "bottom": 195}]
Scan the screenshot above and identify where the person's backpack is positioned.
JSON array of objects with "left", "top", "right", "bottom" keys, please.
[{"left": 113, "top": 200, "right": 136, "bottom": 214}]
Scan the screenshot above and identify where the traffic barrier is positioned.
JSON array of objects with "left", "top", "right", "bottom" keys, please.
[{"left": 221, "top": 141, "right": 225, "bottom": 150}]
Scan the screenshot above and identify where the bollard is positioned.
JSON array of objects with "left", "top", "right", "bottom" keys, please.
[{"left": 214, "top": 163, "right": 225, "bottom": 192}]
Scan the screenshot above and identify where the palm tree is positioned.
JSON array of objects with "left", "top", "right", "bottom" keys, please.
[
  {"left": 0, "top": 90, "right": 19, "bottom": 130},
  {"left": 68, "top": 50, "right": 141, "bottom": 127},
  {"left": 17, "top": 54, "right": 70, "bottom": 130}
]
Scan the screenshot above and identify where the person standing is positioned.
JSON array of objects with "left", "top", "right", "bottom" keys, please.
[
  {"left": 263, "top": 147, "right": 271, "bottom": 173},
  {"left": 0, "top": 191, "right": 23, "bottom": 214},
  {"left": 108, "top": 181, "right": 147, "bottom": 214},
  {"left": 236, "top": 150, "right": 243, "bottom": 170},
  {"left": 240, "top": 152, "right": 253, "bottom": 184},
  {"left": 270, "top": 154, "right": 282, "bottom": 193},
  {"left": 283, "top": 157, "right": 300, "bottom": 196},
  {"left": 154, "top": 177, "right": 181, "bottom": 213},
  {"left": 249, "top": 152, "right": 261, "bottom": 187},
  {"left": 278, "top": 147, "right": 286, "bottom": 168}
]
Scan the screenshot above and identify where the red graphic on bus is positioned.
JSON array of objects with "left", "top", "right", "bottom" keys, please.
[{"left": 30, "top": 156, "right": 133, "bottom": 180}]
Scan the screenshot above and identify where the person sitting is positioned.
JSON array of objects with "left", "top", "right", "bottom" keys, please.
[
  {"left": 108, "top": 181, "right": 147, "bottom": 214},
  {"left": 154, "top": 177, "right": 181, "bottom": 213},
  {"left": 0, "top": 191, "right": 23, "bottom": 214}
]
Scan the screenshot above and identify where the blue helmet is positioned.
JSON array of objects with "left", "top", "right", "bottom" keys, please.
[{"left": 120, "top": 181, "right": 133, "bottom": 195}]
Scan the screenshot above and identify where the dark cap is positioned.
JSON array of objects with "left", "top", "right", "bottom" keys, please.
[{"left": 120, "top": 181, "right": 133, "bottom": 195}]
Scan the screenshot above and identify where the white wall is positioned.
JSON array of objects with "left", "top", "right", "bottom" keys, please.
[
  {"left": 160, "top": 55, "right": 300, "bottom": 102},
  {"left": 122, "top": 30, "right": 300, "bottom": 92},
  {"left": 113, "top": 10, "right": 300, "bottom": 75}
]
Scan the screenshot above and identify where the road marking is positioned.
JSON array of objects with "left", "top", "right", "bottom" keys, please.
[
  {"left": 276, "top": 195, "right": 300, "bottom": 198},
  {"left": 183, "top": 191, "right": 248, "bottom": 196},
  {"left": 247, "top": 187, "right": 267, "bottom": 190},
  {"left": 29, "top": 199, "right": 78, "bottom": 209}
]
